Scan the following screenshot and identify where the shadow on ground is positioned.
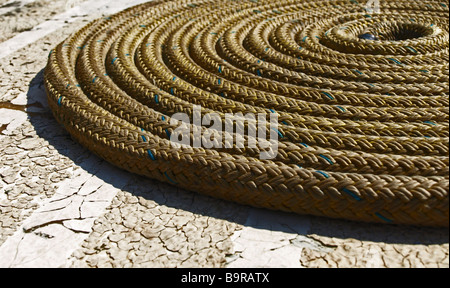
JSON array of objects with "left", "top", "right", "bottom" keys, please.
[{"left": 27, "top": 68, "right": 449, "bottom": 246}]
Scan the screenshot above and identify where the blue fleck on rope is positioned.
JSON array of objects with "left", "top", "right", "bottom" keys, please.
[
  {"left": 388, "top": 58, "right": 403, "bottom": 65},
  {"left": 300, "top": 143, "right": 308, "bottom": 148},
  {"left": 111, "top": 57, "right": 118, "bottom": 65},
  {"left": 161, "top": 116, "right": 171, "bottom": 139},
  {"left": 405, "top": 46, "right": 418, "bottom": 53},
  {"left": 321, "top": 91, "right": 334, "bottom": 100},
  {"left": 316, "top": 170, "right": 330, "bottom": 178},
  {"left": 268, "top": 109, "right": 288, "bottom": 125},
  {"left": 375, "top": 212, "right": 393, "bottom": 223},
  {"left": 342, "top": 188, "right": 362, "bottom": 201},
  {"left": 271, "top": 128, "right": 284, "bottom": 138},
  {"left": 336, "top": 106, "right": 346, "bottom": 112},
  {"left": 423, "top": 121, "right": 437, "bottom": 126},
  {"left": 57, "top": 96, "right": 63, "bottom": 106},
  {"left": 164, "top": 172, "right": 178, "bottom": 184},
  {"left": 154, "top": 94, "right": 159, "bottom": 103},
  {"left": 340, "top": 186, "right": 394, "bottom": 223},
  {"left": 147, "top": 150, "right": 156, "bottom": 161},
  {"left": 140, "top": 128, "right": 156, "bottom": 161},
  {"left": 319, "top": 154, "right": 334, "bottom": 165}
]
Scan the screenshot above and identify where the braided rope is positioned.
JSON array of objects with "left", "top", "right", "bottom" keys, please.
[{"left": 44, "top": 0, "right": 449, "bottom": 227}]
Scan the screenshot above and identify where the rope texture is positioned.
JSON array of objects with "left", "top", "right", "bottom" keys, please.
[{"left": 44, "top": 0, "right": 449, "bottom": 227}]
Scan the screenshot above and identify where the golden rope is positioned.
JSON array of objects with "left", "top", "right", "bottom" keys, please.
[{"left": 44, "top": 0, "right": 449, "bottom": 227}]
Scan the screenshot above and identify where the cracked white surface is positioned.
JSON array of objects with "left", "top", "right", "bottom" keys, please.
[
  {"left": 226, "top": 209, "right": 336, "bottom": 268},
  {"left": 0, "top": 157, "right": 129, "bottom": 267}
]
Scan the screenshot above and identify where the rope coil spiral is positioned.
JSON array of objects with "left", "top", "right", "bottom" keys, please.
[{"left": 44, "top": 0, "right": 449, "bottom": 227}]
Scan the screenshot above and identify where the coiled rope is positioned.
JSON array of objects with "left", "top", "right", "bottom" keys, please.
[{"left": 44, "top": 0, "right": 449, "bottom": 227}]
